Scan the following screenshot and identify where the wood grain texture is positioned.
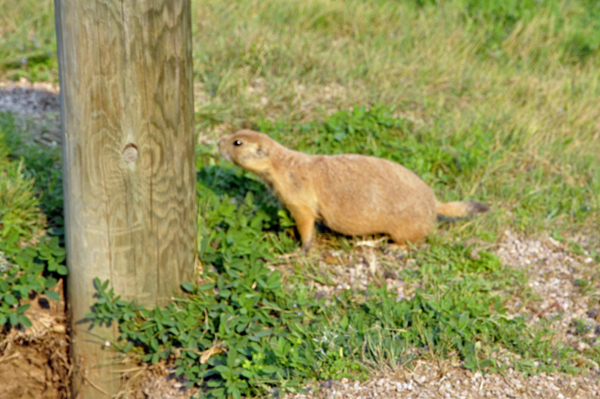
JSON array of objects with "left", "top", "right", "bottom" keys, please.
[{"left": 55, "top": 1, "right": 196, "bottom": 397}]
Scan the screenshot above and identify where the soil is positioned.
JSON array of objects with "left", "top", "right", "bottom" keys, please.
[
  {"left": 1, "top": 80, "right": 599, "bottom": 399},
  {"left": 0, "top": 281, "right": 70, "bottom": 399}
]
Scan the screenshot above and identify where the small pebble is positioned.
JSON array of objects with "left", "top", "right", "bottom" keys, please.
[{"left": 586, "top": 308, "right": 599, "bottom": 319}]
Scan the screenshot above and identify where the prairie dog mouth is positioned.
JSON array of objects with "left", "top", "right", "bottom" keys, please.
[
  {"left": 217, "top": 139, "right": 232, "bottom": 162},
  {"left": 219, "top": 149, "right": 232, "bottom": 162}
]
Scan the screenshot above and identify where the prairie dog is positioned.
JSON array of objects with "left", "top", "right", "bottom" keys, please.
[{"left": 218, "top": 130, "right": 489, "bottom": 251}]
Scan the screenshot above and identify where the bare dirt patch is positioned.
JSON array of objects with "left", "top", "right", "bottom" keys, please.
[
  {"left": 117, "top": 363, "right": 198, "bottom": 399},
  {"left": 0, "top": 281, "right": 70, "bottom": 399}
]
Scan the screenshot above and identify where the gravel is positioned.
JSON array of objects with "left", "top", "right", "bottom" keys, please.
[
  {"left": 0, "top": 79, "right": 61, "bottom": 146},
  {"left": 0, "top": 80, "right": 59, "bottom": 116},
  {"left": 278, "top": 231, "right": 600, "bottom": 399},
  {"left": 497, "top": 230, "right": 600, "bottom": 365},
  {"left": 284, "top": 365, "right": 600, "bottom": 399}
]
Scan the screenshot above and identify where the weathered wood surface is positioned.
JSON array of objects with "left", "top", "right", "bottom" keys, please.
[{"left": 54, "top": 0, "right": 196, "bottom": 397}]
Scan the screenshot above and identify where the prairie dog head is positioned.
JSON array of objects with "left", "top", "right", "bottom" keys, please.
[{"left": 218, "top": 130, "right": 275, "bottom": 174}]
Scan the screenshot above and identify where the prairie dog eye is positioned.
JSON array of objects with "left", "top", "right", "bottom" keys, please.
[{"left": 233, "top": 140, "right": 243, "bottom": 146}]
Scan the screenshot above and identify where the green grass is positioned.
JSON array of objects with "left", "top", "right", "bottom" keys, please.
[
  {"left": 0, "top": 112, "right": 65, "bottom": 328},
  {"left": 0, "top": 114, "right": 47, "bottom": 243},
  {"left": 190, "top": 0, "right": 600, "bottom": 238},
  {"left": 1, "top": 0, "right": 599, "bottom": 398},
  {"left": 0, "top": 113, "right": 64, "bottom": 234},
  {"left": 0, "top": 0, "right": 57, "bottom": 82}
]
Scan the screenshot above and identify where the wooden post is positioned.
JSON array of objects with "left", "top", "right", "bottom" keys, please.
[{"left": 54, "top": 1, "right": 196, "bottom": 397}]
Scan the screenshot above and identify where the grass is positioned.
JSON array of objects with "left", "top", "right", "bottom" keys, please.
[
  {"left": 190, "top": 0, "right": 600, "bottom": 238},
  {"left": 0, "top": 112, "right": 65, "bottom": 328},
  {"left": 1, "top": 0, "right": 599, "bottom": 398},
  {"left": 0, "top": 113, "right": 47, "bottom": 243},
  {"left": 0, "top": 0, "right": 57, "bottom": 82}
]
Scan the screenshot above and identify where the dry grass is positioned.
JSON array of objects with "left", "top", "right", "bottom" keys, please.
[{"left": 190, "top": 0, "right": 600, "bottom": 237}]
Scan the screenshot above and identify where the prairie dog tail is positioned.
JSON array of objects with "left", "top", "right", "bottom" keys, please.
[{"left": 436, "top": 201, "right": 489, "bottom": 218}]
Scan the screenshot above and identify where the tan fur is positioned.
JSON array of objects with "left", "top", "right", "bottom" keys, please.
[{"left": 218, "top": 130, "right": 489, "bottom": 251}]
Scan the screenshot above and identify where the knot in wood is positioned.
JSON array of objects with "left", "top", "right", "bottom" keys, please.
[{"left": 122, "top": 143, "right": 138, "bottom": 163}]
